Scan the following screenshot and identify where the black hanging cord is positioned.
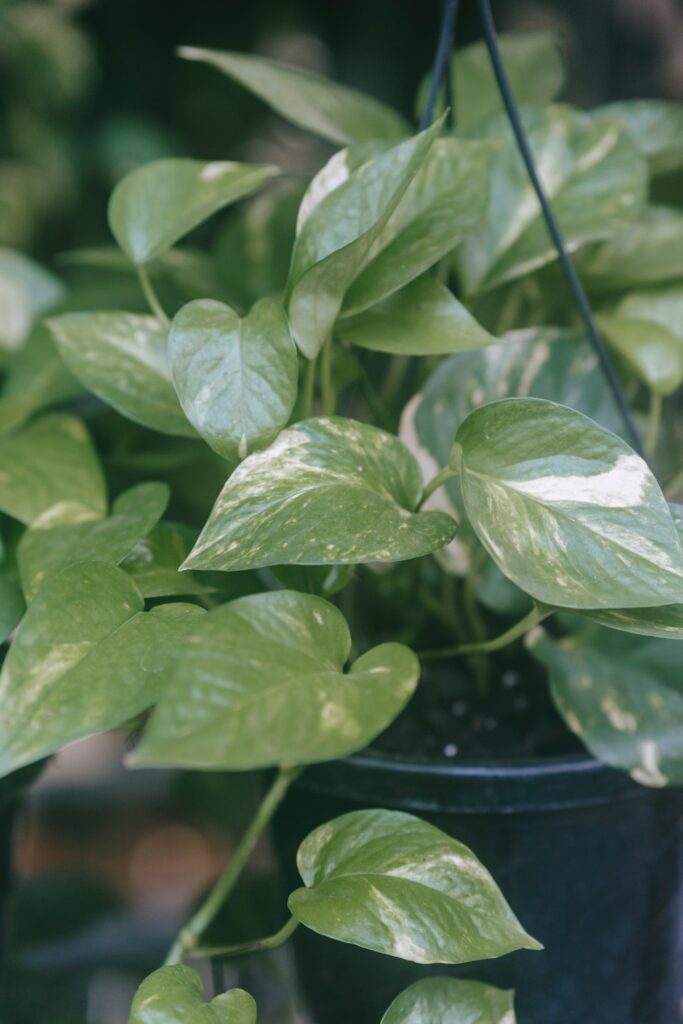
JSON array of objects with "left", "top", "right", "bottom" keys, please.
[
  {"left": 419, "top": 0, "right": 460, "bottom": 131},
  {"left": 477, "top": 0, "right": 645, "bottom": 457}
]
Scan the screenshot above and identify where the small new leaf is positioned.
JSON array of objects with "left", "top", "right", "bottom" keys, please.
[{"left": 129, "top": 965, "right": 256, "bottom": 1024}]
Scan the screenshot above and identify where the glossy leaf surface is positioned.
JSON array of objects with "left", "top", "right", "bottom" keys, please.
[
  {"left": 0, "top": 248, "right": 64, "bottom": 351},
  {"left": 130, "top": 965, "right": 256, "bottom": 1024},
  {"left": 453, "top": 399, "right": 683, "bottom": 609},
  {"left": 108, "top": 158, "right": 277, "bottom": 264},
  {"left": 382, "top": 978, "right": 516, "bottom": 1024},
  {"left": 598, "top": 314, "right": 683, "bottom": 395},
  {"left": 179, "top": 46, "right": 408, "bottom": 146},
  {"left": 0, "top": 414, "right": 106, "bottom": 525},
  {"left": 169, "top": 297, "right": 297, "bottom": 460},
  {"left": 131, "top": 590, "right": 419, "bottom": 770},
  {"left": 0, "top": 562, "right": 204, "bottom": 778},
  {"left": 47, "top": 312, "right": 195, "bottom": 436},
  {"left": 288, "top": 809, "right": 541, "bottom": 963},
  {"left": 184, "top": 417, "right": 456, "bottom": 571}
]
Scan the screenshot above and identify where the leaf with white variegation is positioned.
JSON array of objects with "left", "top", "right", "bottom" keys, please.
[
  {"left": 452, "top": 399, "right": 683, "bottom": 609},
  {"left": 0, "top": 414, "right": 106, "bottom": 525},
  {"left": 527, "top": 624, "right": 683, "bottom": 787},
  {"left": 288, "top": 809, "right": 541, "bottom": 963},
  {"left": 108, "top": 158, "right": 278, "bottom": 265},
  {"left": 286, "top": 122, "right": 441, "bottom": 358},
  {"left": 178, "top": 46, "right": 408, "bottom": 146},
  {"left": 129, "top": 965, "right": 256, "bottom": 1024},
  {"left": 47, "top": 312, "right": 195, "bottom": 436},
  {"left": 17, "top": 482, "right": 169, "bottom": 601},
  {"left": 169, "top": 297, "right": 298, "bottom": 460},
  {"left": 340, "top": 275, "right": 493, "bottom": 355},
  {"left": 130, "top": 590, "right": 419, "bottom": 770},
  {"left": 184, "top": 417, "right": 456, "bottom": 571},
  {"left": 381, "top": 978, "right": 517, "bottom": 1024},
  {"left": 0, "top": 562, "right": 204, "bottom": 779}
]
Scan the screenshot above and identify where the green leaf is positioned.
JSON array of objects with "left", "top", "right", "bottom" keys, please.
[
  {"left": 0, "top": 248, "right": 64, "bottom": 351},
  {"left": 579, "top": 207, "right": 683, "bottom": 291},
  {"left": 17, "top": 482, "right": 169, "bottom": 601},
  {"left": 0, "top": 562, "right": 204, "bottom": 778},
  {"left": 458, "top": 106, "right": 647, "bottom": 294},
  {"left": 453, "top": 398, "right": 683, "bottom": 609},
  {"left": 600, "top": 100, "right": 683, "bottom": 177},
  {"left": 108, "top": 158, "right": 278, "bottom": 264},
  {"left": 527, "top": 624, "right": 683, "bottom": 787},
  {"left": 47, "top": 312, "right": 195, "bottom": 437},
  {"left": 0, "top": 414, "right": 106, "bottom": 525},
  {"left": 130, "top": 965, "right": 256, "bottom": 1024},
  {"left": 416, "top": 31, "right": 564, "bottom": 133},
  {"left": 597, "top": 313, "right": 683, "bottom": 396},
  {"left": 617, "top": 285, "right": 683, "bottom": 342},
  {"left": 0, "top": 523, "right": 25, "bottom": 643},
  {"left": 184, "top": 417, "right": 456, "bottom": 572},
  {"left": 0, "top": 325, "right": 80, "bottom": 435},
  {"left": 340, "top": 275, "right": 493, "bottom": 355},
  {"left": 179, "top": 46, "right": 408, "bottom": 146},
  {"left": 130, "top": 590, "right": 418, "bottom": 770},
  {"left": 381, "top": 978, "right": 516, "bottom": 1024},
  {"left": 341, "top": 138, "right": 495, "bottom": 315},
  {"left": 286, "top": 123, "right": 441, "bottom": 358},
  {"left": 288, "top": 809, "right": 541, "bottom": 963},
  {"left": 121, "top": 524, "right": 207, "bottom": 598},
  {"left": 169, "top": 297, "right": 298, "bottom": 460}
]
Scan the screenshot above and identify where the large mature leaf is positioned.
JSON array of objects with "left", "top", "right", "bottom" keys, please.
[
  {"left": 288, "top": 809, "right": 541, "bottom": 963},
  {"left": 0, "top": 414, "right": 106, "bottom": 525},
  {"left": 579, "top": 207, "right": 683, "bottom": 292},
  {"left": 0, "top": 326, "right": 80, "bottom": 435},
  {"left": 340, "top": 275, "right": 493, "bottom": 355},
  {"left": 0, "top": 562, "right": 204, "bottom": 778},
  {"left": 121, "top": 524, "right": 207, "bottom": 598},
  {"left": 341, "top": 138, "right": 494, "bottom": 315},
  {"left": 458, "top": 106, "right": 647, "bottom": 294},
  {"left": 600, "top": 100, "right": 683, "bottom": 177},
  {"left": 286, "top": 122, "right": 441, "bottom": 357},
  {"left": 528, "top": 625, "right": 683, "bottom": 787},
  {"left": 130, "top": 965, "right": 256, "bottom": 1024},
  {"left": 184, "top": 417, "right": 456, "bottom": 572},
  {"left": 130, "top": 590, "right": 418, "bottom": 770},
  {"left": 416, "top": 32, "right": 564, "bottom": 133},
  {"left": 108, "top": 158, "right": 278, "bottom": 265},
  {"left": 453, "top": 398, "right": 683, "bottom": 609},
  {"left": 179, "top": 46, "right": 408, "bottom": 146},
  {"left": 169, "top": 297, "right": 298, "bottom": 460},
  {"left": 47, "top": 312, "right": 195, "bottom": 436},
  {"left": 17, "top": 482, "right": 169, "bottom": 601},
  {"left": 0, "top": 248, "right": 64, "bottom": 351},
  {"left": 381, "top": 978, "right": 516, "bottom": 1024},
  {"left": 597, "top": 313, "right": 683, "bottom": 396}
]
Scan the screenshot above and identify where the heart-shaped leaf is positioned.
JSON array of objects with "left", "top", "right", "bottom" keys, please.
[
  {"left": 527, "top": 624, "right": 683, "bottom": 787},
  {"left": 597, "top": 313, "right": 683, "bottom": 396},
  {"left": 340, "top": 275, "right": 493, "bottom": 355},
  {"left": 184, "top": 417, "right": 456, "bottom": 572},
  {"left": 458, "top": 106, "right": 647, "bottom": 294},
  {"left": 0, "top": 414, "right": 106, "bottom": 525},
  {"left": 130, "top": 965, "right": 256, "bottom": 1024},
  {"left": 17, "top": 481, "right": 169, "bottom": 601},
  {"left": 47, "top": 312, "right": 195, "bottom": 436},
  {"left": 600, "top": 100, "right": 683, "bottom": 177},
  {"left": 0, "top": 562, "right": 204, "bottom": 778},
  {"left": 288, "top": 809, "right": 541, "bottom": 963},
  {"left": 130, "top": 590, "right": 419, "bottom": 770},
  {"left": 121, "top": 524, "right": 207, "bottom": 598},
  {"left": 381, "top": 978, "right": 516, "bottom": 1024},
  {"left": 286, "top": 122, "right": 440, "bottom": 358},
  {"left": 452, "top": 398, "right": 683, "bottom": 609},
  {"left": 169, "top": 297, "right": 298, "bottom": 460},
  {"left": 108, "top": 158, "right": 278, "bottom": 265},
  {"left": 179, "top": 47, "right": 408, "bottom": 146}
]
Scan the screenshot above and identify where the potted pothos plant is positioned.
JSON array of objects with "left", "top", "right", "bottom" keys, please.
[{"left": 1, "top": 21, "right": 683, "bottom": 1024}]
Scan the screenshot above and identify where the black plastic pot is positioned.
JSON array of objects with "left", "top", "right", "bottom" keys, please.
[{"left": 273, "top": 750, "right": 683, "bottom": 1024}]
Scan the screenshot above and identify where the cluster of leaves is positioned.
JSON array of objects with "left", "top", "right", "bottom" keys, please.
[{"left": 2, "top": 28, "right": 683, "bottom": 1023}]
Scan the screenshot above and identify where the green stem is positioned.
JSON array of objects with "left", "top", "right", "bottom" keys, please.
[
  {"left": 419, "top": 605, "right": 550, "bottom": 660},
  {"left": 419, "top": 465, "right": 459, "bottom": 507},
  {"left": 321, "top": 336, "right": 336, "bottom": 415},
  {"left": 164, "top": 765, "right": 301, "bottom": 965},
  {"left": 645, "top": 390, "right": 662, "bottom": 459},
  {"left": 137, "top": 265, "right": 170, "bottom": 327},
  {"left": 193, "top": 917, "right": 299, "bottom": 960},
  {"left": 302, "top": 356, "right": 317, "bottom": 418}
]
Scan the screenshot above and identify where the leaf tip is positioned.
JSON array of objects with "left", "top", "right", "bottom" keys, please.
[{"left": 177, "top": 45, "right": 204, "bottom": 62}]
